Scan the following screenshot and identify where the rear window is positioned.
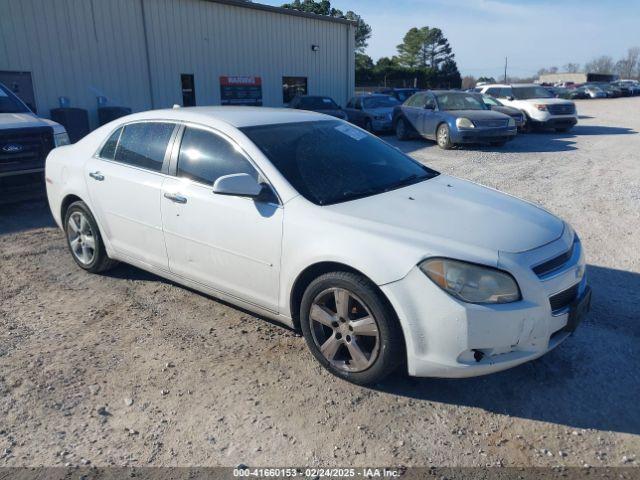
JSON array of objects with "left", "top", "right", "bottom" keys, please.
[{"left": 114, "top": 122, "right": 175, "bottom": 172}]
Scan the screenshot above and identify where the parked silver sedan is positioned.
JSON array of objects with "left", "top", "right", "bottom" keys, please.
[{"left": 344, "top": 94, "right": 400, "bottom": 133}]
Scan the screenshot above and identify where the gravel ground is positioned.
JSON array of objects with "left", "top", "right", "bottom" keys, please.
[{"left": 0, "top": 98, "right": 639, "bottom": 469}]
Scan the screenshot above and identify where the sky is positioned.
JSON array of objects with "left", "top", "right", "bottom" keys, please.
[{"left": 260, "top": 0, "right": 640, "bottom": 79}]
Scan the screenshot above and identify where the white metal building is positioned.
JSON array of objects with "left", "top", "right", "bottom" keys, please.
[{"left": 0, "top": 0, "right": 355, "bottom": 128}]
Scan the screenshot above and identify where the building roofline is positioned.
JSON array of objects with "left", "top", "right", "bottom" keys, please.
[{"left": 202, "top": 0, "right": 355, "bottom": 25}]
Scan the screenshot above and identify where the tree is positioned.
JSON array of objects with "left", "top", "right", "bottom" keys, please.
[
  {"left": 614, "top": 47, "right": 640, "bottom": 79},
  {"left": 477, "top": 76, "right": 496, "bottom": 84},
  {"left": 563, "top": 63, "right": 581, "bottom": 73},
  {"left": 396, "top": 27, "right": 455, "bottom": 69},
  {"left": 584, "top": 55, "right": 615, "bottom": 74},
  {"left": 461, "top": 75, "right": 476, "bottom": 90},
  {"left": 438, "top": 59, "right": 462, "bottom": 88},
  {"left": 281, "top": 0, "right": 371, "bottom": 52},
  {"left": 356, "top": 53, "right": 374, "bottom": 70}
]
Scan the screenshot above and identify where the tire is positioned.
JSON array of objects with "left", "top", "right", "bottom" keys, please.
[
  {"left": 555, "top": 127, "right": 571, "bottom": 133},
  {"left": 520, "top": 112, "right": 533, "bottom": 133},
  {"left": 436, "top": 123, "right": 452, "bottom": 149},
  {"left": 395, "top": 117, "right": 411, "bottom": 141},
  {"left": 64, "top": 200, "right": 117, "bottom": 273},
  {"left": 364, "top": 118, "right": 373, "bottom": 133},
  {"left": 300, "top": 272, "right": 404, "bottom": 385}
]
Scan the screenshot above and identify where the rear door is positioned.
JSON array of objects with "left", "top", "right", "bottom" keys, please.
[
  {"left": 161, "top": 124, "right": 283, "bottom": 311},
  {"left": 421, "top": 94, "right": 439, "bottom": 138},
  {"left": 85, "top": 121, "right": 178, "bottom": 269},
  {"left": 402, "top": 93, "right": 427, "bottom": 134}
]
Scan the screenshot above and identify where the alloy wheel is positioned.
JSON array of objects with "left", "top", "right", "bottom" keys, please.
[
  {"left": 437, "top": 125, "right": 449, "bottom": 147},
  {"left": 309, "top": 288, "right": 380, "bottom": 372},
  {"left": 67, "top": 211, "right": 96, "bottom": 265}
]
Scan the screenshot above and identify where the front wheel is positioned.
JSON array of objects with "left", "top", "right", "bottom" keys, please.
[
  {"left": 64, "top": 201, "right": 117, "bottom": 273},
  {"left": 436, "top": 123, "right": 452, "bottom": 149},
  {"left": 395, "top": 117, "right": 411, "bottom": 141},
  {"left": 300, "top": 272, "right": 404, "bottom": 385}
]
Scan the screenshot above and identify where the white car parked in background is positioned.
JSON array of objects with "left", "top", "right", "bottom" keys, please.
[
  {"left": 45, "top": 107, "right": 591, "bottom": 385},
  {"left": 480, "top": 84, "right": 578, "bottom": 132}
]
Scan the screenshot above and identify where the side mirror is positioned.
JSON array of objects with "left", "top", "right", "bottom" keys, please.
[{"left": 213, "top": 173, "right": 263, "bottom": 198}]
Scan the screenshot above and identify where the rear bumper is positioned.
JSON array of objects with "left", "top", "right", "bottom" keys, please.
[{"left": 453, "top": 127, "right": 517, "bottom": 144}]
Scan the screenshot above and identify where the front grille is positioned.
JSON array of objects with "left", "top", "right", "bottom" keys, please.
[
  {"left": 547, "top": 103, "right": 576, "bottom": 115},
  {"left": 0, "top": 127, "right": 54, "bottom": 175},
  {"left": 532, "top": 238, "right": 577, "bottom": 278},
  {"left": 475, "top": 119, "right": 509, "bottom": 128},
  {"left": 549, "top": 283, "right": 579, "bottom": 313}
]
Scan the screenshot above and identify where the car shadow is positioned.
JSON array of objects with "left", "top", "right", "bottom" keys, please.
[
  {"left": 372, "top": 264, "right": 640, "bottom": 436},
  {"left": 0, "top": 200, "right": 56, "bottom": 236}
]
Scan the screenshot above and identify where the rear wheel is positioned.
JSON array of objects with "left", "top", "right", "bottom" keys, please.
[
  {"left": 300, "top": 272, "right": 403, "bottom": 385},
  {"left": 436, "top": 123, "right": 452, "bottom": 149},
  {"left": 395, "top": 117, "right": 411, "bottom": 141},
  {"left": 64, "top": 201, "right": 117, "bottom": 273}
]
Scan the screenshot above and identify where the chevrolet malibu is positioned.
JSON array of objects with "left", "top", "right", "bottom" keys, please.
[{"left": 45, "top": 107, "right": 591, "bottom": 385}]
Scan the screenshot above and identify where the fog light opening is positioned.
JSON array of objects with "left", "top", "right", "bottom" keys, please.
[{"left": 472, "top": 349, "right": 485, "bottom": 363}]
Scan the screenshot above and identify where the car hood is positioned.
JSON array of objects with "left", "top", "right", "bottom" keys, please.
[
  {"left": 518, "top": 97, "right": 574, "bottom": 106},
  {"left": 442, "top": 109, "right": 509, "bottom": 120},
  {"left": 490, "top": 105, "right": 521, "bottom": 117},
  {"left": 0, "top": 112, "right": 65, "bottom": 132},
  {"left": 326, "top": 174, "right": 564, "bottom": 255},
  {"left": 363, "top": 107, "right": 394, "bottom": 116},
  {"left": 315, "top": 109, "right": 346, "bottom": 119}
]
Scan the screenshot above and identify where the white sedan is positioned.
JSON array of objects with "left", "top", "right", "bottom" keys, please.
[{"left": 45, "top": 107, "right": 591, "bottom": 385}]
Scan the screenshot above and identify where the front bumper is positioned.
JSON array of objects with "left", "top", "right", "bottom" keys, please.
[
  {"left": 452, "top": 127, "right": 517, "bottom": 144},
  {"left": 371, "top": 118, "right": 393, "bottom": 132},
  {"left": 381, "top": 228, "right": 588, "bottom": 378},
  {"left": 530, "top": 116, "right": 577, "bottom": 129}
]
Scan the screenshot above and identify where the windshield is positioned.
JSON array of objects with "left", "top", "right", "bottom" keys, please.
[
  {"left": 395, "top": 90, "right": 416, "bottom": 102},
  {"left": 299, "top": 97, "right": 339, "bottom": 110},
  {"left": 436, "top": 93, "right": 487, "bottom": 111},
  {"left": 0, "top": 84, "right": 30, "bottom": 114},
  {"left": 512, "top": 86, "right": 553, "bottom": 99},
  {"left": 363, "top": 96, "right": 400, "bottom": 109},
  {"left": 241, "top": 120, "right": 438, "bottom": 205},
  {"left": 481, "top": 94, "right": 502, "bottom": 106}
]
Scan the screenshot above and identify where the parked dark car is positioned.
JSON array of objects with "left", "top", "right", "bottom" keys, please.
[
  {"left": 374, "top": 88, "right": 420, "bottom": 103},
  {"left": 393, "top": 90, "right": 517, "bottom": 149},
  {"left": 288, "top": 95, "right": 347, "bottom": 120},
  {"left": 344, "top": 94, "right": 400, "bottom": 132},
  {"left": 478, "top": 94, "right": 525, "bottom": 129},
  {"left": 586, "top": 83, "right": 622, "bottom": 98},
  {"left": 559, "top": 87, "right": 590, "bottom": 100}
]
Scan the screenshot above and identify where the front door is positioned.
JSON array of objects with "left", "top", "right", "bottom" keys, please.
[
  {"left": 85, "top": 121, "right": 177, "bottom": 270},
  {"left": 161, "top": 125, "right": 283, "bottom": 312}
]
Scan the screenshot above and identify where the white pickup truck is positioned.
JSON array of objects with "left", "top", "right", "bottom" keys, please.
[
  {"left": 1, "top": 82, "right": 69, "bottom": 181},
  {"left": 480, "top": 84, "right": 578, "bottom": 132}
]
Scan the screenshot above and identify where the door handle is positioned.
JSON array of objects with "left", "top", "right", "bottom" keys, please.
[
  {"left": 89, "top": 171, "right": 105, "bottom": 181},
  {"left": 164, "top": 192, "right": 188, "bottom": 204}
]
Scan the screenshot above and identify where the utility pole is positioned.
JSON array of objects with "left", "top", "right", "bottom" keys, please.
[{"left": 504, "top": 57, "right": 508, "bottom": 83}]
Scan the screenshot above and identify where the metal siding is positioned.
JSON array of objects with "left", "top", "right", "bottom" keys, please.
[{"left": 0, "top": 0, "right": 354, "bottom": 126}]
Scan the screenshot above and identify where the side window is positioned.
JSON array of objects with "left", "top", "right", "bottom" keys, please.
[
  {"left": 355, "top": 97, "right": 363, "bottom": 109},
  {"left": 177, "top": 127, "right": 257, "bottom": 185},
  {"left": 485, "top": 88, "right": 500, "bottom": 97},
  {"left": 346, "top": 98, "right": 355, "bottom": 108},
  {"left": 424, "top": 95, "right": 436, "bottom": 109},
  {"left": 499, "top": 88, "right": 512, "bottom": 98},
  {"left": 409, "top": 93, "right": 427, "bottom": 108},
  {"left": 99, "top": 127, "right": 122, "bottom": 160},
  {"left": 114, "top": 122, "right": 175, "bottom": 172}
]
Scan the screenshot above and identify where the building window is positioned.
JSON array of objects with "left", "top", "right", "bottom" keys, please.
[
  {"left": 282, "top": 76, "right": 307, "bottom": 104},
  {"left": 181, "top": 74, "right": 196, "bottom": 107}
]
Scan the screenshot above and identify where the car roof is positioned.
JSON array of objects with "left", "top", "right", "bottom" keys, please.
[
  {"left": 115, "top": 106, "right": 331, "bottom": 128},
  {"left": 482, "top": 83, "right": 538, "bottom": 88}
]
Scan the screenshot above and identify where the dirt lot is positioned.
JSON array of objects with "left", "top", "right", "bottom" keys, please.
[{"left": 1, "top": 98, "right": 639, "bottom": 469}]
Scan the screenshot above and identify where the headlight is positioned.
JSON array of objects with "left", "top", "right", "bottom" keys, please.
[
  {"left": 419, "top": 258, "right": 521, "bottom": 304},
  {"left": 456, "top": 118, "right": 475, "bottom": 129},
  {"left": 534, "top": 104, "right": 548, "bottom": 111},
  {"left": 508, "top": 117, "right": 516, "bottom": 127},
  {"left": 54, "top": 132, "right": 70, "bottom": 147}
]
